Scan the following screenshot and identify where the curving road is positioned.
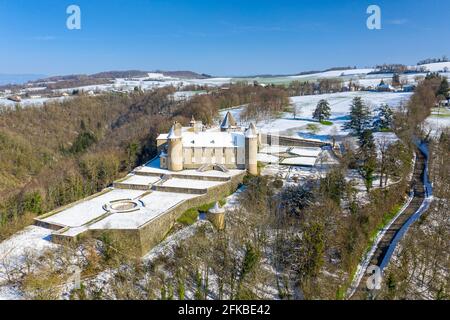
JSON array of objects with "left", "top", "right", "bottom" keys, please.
[{"left": 348, "top": 142, "right": 432, "bottom": 299}]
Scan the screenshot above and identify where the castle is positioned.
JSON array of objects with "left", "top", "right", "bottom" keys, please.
[{"left": 156, "top": 112, "right": 259, "bottom": 175}]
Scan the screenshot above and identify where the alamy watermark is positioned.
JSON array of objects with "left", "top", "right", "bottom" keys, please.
[
  {"left": 67, "top": 265, "right": 82, "bottom": 290},
  {"left": 366, "top": 265, "right": 382, "bottom": 290},
  {"left": 367, "top": 5, "right": 382, "bottom": 30},
  {"left": 63, "top": 5, "right": 380, "bottom": 31},
  {"left": 66, "top": 5, "right": 81, "bottom": 30}
]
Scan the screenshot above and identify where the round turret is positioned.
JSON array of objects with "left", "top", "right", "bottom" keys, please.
[
  {"left": 167, "top": 124, "right": 183, "bottom": 171},
  {"left": 206, "top": 202, "right": 225, "bottom": 230},
  {"left": 245, "top": 123, "right": 258, "bottom": 175}
]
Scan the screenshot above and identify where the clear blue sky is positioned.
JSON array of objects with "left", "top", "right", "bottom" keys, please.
[{"left": 1, "top": 0, "right": 449, "bottom": 76}]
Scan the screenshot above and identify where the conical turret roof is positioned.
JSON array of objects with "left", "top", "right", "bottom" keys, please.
[
  {"left": 245, "top": 122, "right": 258, "bottom": 138},
  {"left": 167, "top": 125, "right": 180, "bottom": 139},
  {"left": 220, "top": 111, "right": 237, "bottom": 129},
  {"left": 208, "top": 202, "right": 225, "bottom": 214}
]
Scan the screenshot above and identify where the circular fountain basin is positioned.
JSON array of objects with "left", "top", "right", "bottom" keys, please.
[{"left": 104, "top": 199, "right": 143, "bottom": 213}]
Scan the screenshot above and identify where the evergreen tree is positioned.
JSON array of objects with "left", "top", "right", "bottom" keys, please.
[
  {"left": 358, "top": 130, "right": 377, "bottom": 192},
  {"left": 374, "top": 104, "right": 394, "bottom": 131},
  {"left": 359, "top": 129, "right": 376, "bottom": 155},
  {"left": 312, "top": 99, "right": 331, "bottom": 122},
  {"left": 437, "top": 78, "right": 449, "bottom": 98},
  {"left": 345, "top": 97, "right": 372, "bottom": 138},
  {"left": 392, "top": 73, "right": 401, "bottom": 87}
]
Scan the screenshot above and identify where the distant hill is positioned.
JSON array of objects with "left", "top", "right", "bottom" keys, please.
[
  {"left": 0, "top": 70, "right": 212, "bottom": 91},
  {"left": 34, "top": 70, "right": 211, "bottom": 83},
  {"left": 156, "top": 70, "right": 211, "bottom": 79},
  {"left": 90, "top": 70, "right": 150, "bottom": 79},
  {"left": 231, "top": 67, "right": 359, "bottom": 79},
  {"left": 0, "top": 74, "right": 46, "bottom": 86}
]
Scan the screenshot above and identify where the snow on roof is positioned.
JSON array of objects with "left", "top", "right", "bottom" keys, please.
[
  {"left": 281, "top": 156, "right": 317, "bottom": 167},
  {"left": 208, "top": 202, "right": 225, "bottom": 214},
  {"left": 138, "top": 158, "right": 244, "bottom": 178},
  {"left": 157, "top": 133, "right": 168, "bottom": 140},
  {"left": 167, "top": 125, "right": 180, "bottom": 139},
  {"left": 181, "top": 131, "right": 244, "bottom": 148},
  {"left": 289, "top": 147, "right": 322, "bottom": 157},
  {"left": 221, "top": 111, "right": 237, "bottom": 129},
  {"left": 245, "top": 123, "right": 258, "bottom": 138}
]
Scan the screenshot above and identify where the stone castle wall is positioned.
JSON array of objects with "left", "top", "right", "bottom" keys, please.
[
  {"left": 136, "top": 171, "right": 245, "bottom": 256},
  {"left": 71, "top": 171, "right": 245, "bottom": 257}
]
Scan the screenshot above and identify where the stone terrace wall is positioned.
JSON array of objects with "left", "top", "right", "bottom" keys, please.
[
  {"left": 113, "top": 182, "right": 151, "bottom": 191},
  {"left": 152, "top": 185, "right": 207, "bottom": 195},
  {"left": 137, "top": 171, "right": 246, "bottom": 256}
]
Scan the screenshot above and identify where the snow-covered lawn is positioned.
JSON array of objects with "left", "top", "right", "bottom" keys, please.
[
  {"left": 161, "top": 178, "right": 223, "bottom": 189},
  {"left": 41, "top": 188, "right": 145, "bottom": 228},
  {"left": 257, "top": 153, "right": 279, "bottom": 163},
  {"left": 424, "top": 108, "right": 450, "bottom": 138},
  {"left": 0, "top": 96, "right": 70, "bottom": 108},
  {"left": 118, "top": 174, "right": 161, "bottom": 186},
  {"left": 290, "top": 91, "right": 412, "bottom": 120},
  {"left": 89, "top": 191, "right": 198, "bottom": 230},
  {"left": 288, "top": 68, "right": 375, "bottom": 80},
  {"left": 419, "top": 61, "right": 450, "bottom": 72},
  {"left": 222, "top": 91, "right": 412, "bottom": 142}
]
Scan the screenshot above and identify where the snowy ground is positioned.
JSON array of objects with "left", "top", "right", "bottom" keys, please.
[
  {"left": 0, "top": 226, "right": 57, "bottom": 299},
  {"left": 222, "top": 91, "right": 412, "bottom": 142},
  {"left": 232, "top": 63, "right": 450, "bottom": 87},
  {"left": 161, "top": 178, "right": 223, "bottom": 189},
  {"left": 424, "top": 108, "right": 450, "bottom": 138},
  {"left": 0, "top": 96, "right": 70, "bottom": 108},
  {"left": 89, "top": 191, "right": 198, "bottom": 230},
  {"left": 41, "top": 189, "right": 145, "bottom": 228},
  {"left": 420, "top": 61, "right": 450, "bottom": 72},
  {"left": 52, "top": 74, "right": 232, "bottom": 95}
]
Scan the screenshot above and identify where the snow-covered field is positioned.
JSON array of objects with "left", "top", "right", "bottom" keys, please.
[
  {"left": 424, "top": 108, "right": 450, "bottom": 138},
  {"left": 419, "top": 61, "right": 450, "bottom": 72},
  {"left": 52, "top": 73, "right": 232, "bottom": 95},
  {"left": 289, "top": 68, "right": 375, "bottom": 80},
  {"left": 0, "top": 96, "right": 70, "bottom": 108},
  {"left": 222, "top": 91, "right": 412, "bottom": 142}
]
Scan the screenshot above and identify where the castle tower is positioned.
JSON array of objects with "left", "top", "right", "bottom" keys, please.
[
  {"left": 190, "top": 115, "right": 196, "bottom": 127},
  {"left": 174, "top": 121, "right": 182, "bottom": 136},
  {"left": 245, "top": 122, "right": 258, "bottom": 175},
  {"left": 167, "top": 123, "right": 183, "bottom": 171},
  {"left": 207, "top": 202, "right": 225, "bottom": 230}
]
